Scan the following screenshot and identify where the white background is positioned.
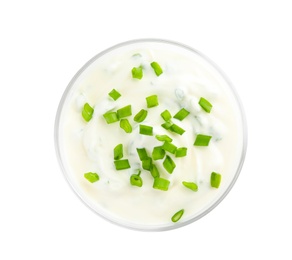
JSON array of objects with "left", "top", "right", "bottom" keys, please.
[{"left": 1, "top": 0, "right": 291, "bottom": 259}]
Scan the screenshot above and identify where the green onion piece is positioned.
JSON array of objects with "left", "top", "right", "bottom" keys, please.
[
  {"left": 199, "top": 97, "right": 213, "bottom": 113},
  {"left": 117, "top": 105, "right": 132, "bottom": 119},
  {"left": 169, "top": 124, "right": 185, "bottom": 135},
  {"left": 210, "top": 172, "right": 221, "bottom": 188},
  {"left": 82, "top": 103, "right": 94, "bottom": 122},
  {"left": 134, "top": 109, "right": 148, "bottom": 123},
  {"left": 120, "top": 119, "right": 132, "bottom": 133},
  {"left": 175, "top": 147, "right": 187, "bottom": 158},
  {"left": 162, "top": 142, "right": 177, "bottom": 154},
  {"left": 136, "top": 148, "right": 148, "bottom": 161},
  {"left": 171, "top": 209, "right": 184, "bottom": 223},
  {"left": 139, "top": 124, "right": 153, "bottom": 136},
  {"left": 150, "top": 61, "right": 163, "bottom": 76},
  {"left": 130, "top": 174, "right": 143, "bottom": 187},
  {"left": 194, "top": 134, "right": 212, "bottom": 146},
  {"left": 132, "top": 66, "right": 143, "bottom": 79},
  {"left": 146, "top": 95, "right": 159, "bottom": 108},
  {"left": 155, "top": 134, "right": 173, "bottom": 142},
  {"left": 173, "top": 108, "right": 190, "bottom": 121},
  {"left": 182, "top": 181, "right": 198, "bottom": 191},
  {"left": 114, "top": 144, "right": 123, "bottom": 160},
  {"left": 153, "top": 177, "right": 170, "bottom": 191},
  {"left": 150, "top": 164, "right": 160, "bottom": 178},
  {"left": 103, "top": 111, "right": 119, "bottom": 124},
  {"left": 163, "top": 155, "right": 176, "bottom": 174},
  {"left": 152, "top": 146, "right": 166, "bottom": 160},
  {"left": 161, "top": 122, "right": 172, "bottom": 130},
  {"left": 108, "top": 89, "right": 121, "bottom": 101},
  {"left": 114, "top": 159, "right": 131, "bottom": 170},
  {"left": 142, "top": 157, "right": 152, "bottom": 171},
  {"left": 160, "top": 110, "right": 172, "bottom": 121},
  {"left": 84, "top": 172, "right": 99, "bottom": 183}
]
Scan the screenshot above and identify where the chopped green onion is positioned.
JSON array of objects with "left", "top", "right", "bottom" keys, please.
[
  {"left": 84, "top": 172, "right": 99, "bottom": 183},
  {"left": 199, "top": 97, "right": 213, "bottom": 113},
  {"left": 136, "top": 148, "right": 148, "bottom": 161},
  {"left": 162, "top": 142, "right": 177, "bottom": 154},
  {"left": 150, "top": 164, "right": 160, "bottom": 178},
  {"left": 153, "top": 177, "right": 170, "bottom": 191},
  {"left": 171, "top": 209, "right": 184, "bottom": 223},
  {"left": 146, "top": 95, "right": 159, "bottom": 108},
  {"left": 120, "top": 119, "right": 132, "bottom": 133},
  {"left": 182, "top": 181, "right": 198, "bottom": 191},
  {"left": 108, "top": 89, "right": 121, "bottom": 101},
  {"left": 150, "top": 61, "right": 163, "bottom": 76},
  {"left": 169, "top": 124, "right": 185, "bottom": 135},
  {"left": 161, "top": 122, "right": 172, "bottom": 130},
  {"left": 132, "top": 66, "right": 143, "bottom": 79},
  {"left": 82, "top": 103, "right": 94, "bottom": 122},
  {"left": 134, "top": 109, "right": 148, "bottom": 123},
  {"left": 155, "top": 134, "right": 173, "bottom": 142},
  {"left": 139, "top": 124, "right": 153, "bottom": 136},
  {"left": 173, "top": 108, "right": 190, "bottom": 121},
  {"left": 103, "top": 111, "right": 119, "bottom": 124},
  {"left": 194, "top": 134, "right": 212, "bottom": 146},
  {"left": 142, "top": 157, "right": 152, "bottom": 171},
  {"left": 152, "top": 146, "right": 166, "bottom": 160},
  {"left": 210, "top": 172, "right": 221, "bottom": 188},
  {"left": 130, "top": 174, "right": 143, "bottom": 187},
  {"left": 114, "top": 159, "right": 131, "bottom": 170},
  {"left": 163, "top": 155, "right": 176, "bottom": 174},
  {"left": 160, "top": 110, "right": 172, "bottom": 121},
  {"left": 117, "top": 105, "right": 132, "bottom": 119},
  {"left": 175, "top": 147, "right": 187, "bottom": 158},
  {"left": 114, "top": 144, "right": 123, "bottom": 160}
]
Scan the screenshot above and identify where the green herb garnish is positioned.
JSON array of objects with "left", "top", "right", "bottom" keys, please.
[
  {"left": 117, "top": 105, "right": 132, "bottom": 119},
  {"left": 82, "top": 103, "right": 94, "bottom": 122},
  {"left": 194, "top": 134, "right": 212, "bottom": 146},
  {"left": 153, "top": 177, "right": 170, "bottom": 191},
  {"left": 163, "top": 155, "right": 176, "bottom": 174},
  {"left": 108, "top": 89, "right": 121, "bottom": 101},
  {"left": 132, "top": 66, "right": 143, "bottom": 79},
  {"left": 150, "top": 61, "right": 163, "bottom": 76},
  {"left": 146, "top": 95, "right": 159, "bottom": 108},
  {"left": 182, "top": 181, "right": 198, "bottom": 191},
  {"left": 114, "top": 159, "right": 131, "bottom": 170},
  {"left": 134, "top": 109, "right": 148, "bottom": 123},
  {"left": 114, "top": 144, "right": 123, "bottom": 160},
  {"left": 155, "top": 134, "right": 173, "bottom": 143},
  {"left": 152, "top": 146, "right": 166, "bottom": 160},
  {"left": 84, "top": 172, "right": 99, "bottom": 183},
  {"left": 136, "top": 148, "right": 148, "bottom": 161},
  {"left": 210, "top": 172, "right": 221, "bottom": 188},
  {"left": 173, "top": 108, "right": 190, "bottom": 121},
  {"left": 160, "top": 110, "right": 172, "bottom": 121},
  {"left": 175, "top": 147, "right": 187, "bottom": 158},
  {"left": 130, "top": 172, "right": 143, "bottom": 187},
  {"left": 162, "top": 141, "right": 177, "bottom": 154},
  {"left": 103, "top": 111, "right": 119, "bottom": 124},
  {"left": 120, "top": 118, "right": 132, "bottom": 133},
  {"left": 169, "top": 124, "right": 185, "bottom": 135},
  {"left": 171, "top": 209, "right": 184, "bottom": 222},
  {"left": 199, "top": 97, "right": 212, "bottom": 113},
  {"left": 139, "top": 124, "right": 153, "bottom": 136}
]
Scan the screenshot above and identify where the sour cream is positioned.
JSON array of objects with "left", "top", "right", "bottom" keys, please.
[{"left": 55, "top": 39, "right": 247, "bottom": 231}]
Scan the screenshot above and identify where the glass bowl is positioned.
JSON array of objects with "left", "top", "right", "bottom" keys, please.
[{"left": 54, "top": 39, "right": 247, "bottom": 231}]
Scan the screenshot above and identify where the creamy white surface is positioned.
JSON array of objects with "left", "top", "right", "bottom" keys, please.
[{"left": 58, "top": 41, "right": 244, "bottom": 229}]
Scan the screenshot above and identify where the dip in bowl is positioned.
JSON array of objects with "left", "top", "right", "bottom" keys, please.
[{"left": 55, "top": 39, "right": 247, "bottom": 231}]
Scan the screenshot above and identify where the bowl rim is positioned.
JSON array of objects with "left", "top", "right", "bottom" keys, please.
[{"left": 54, "top": 38, "right": 248, "bottom": 232}]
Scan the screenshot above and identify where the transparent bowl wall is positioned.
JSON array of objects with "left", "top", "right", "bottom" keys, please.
[{"left": 55, "top": 39, "right": 247, "bottom": 231}]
